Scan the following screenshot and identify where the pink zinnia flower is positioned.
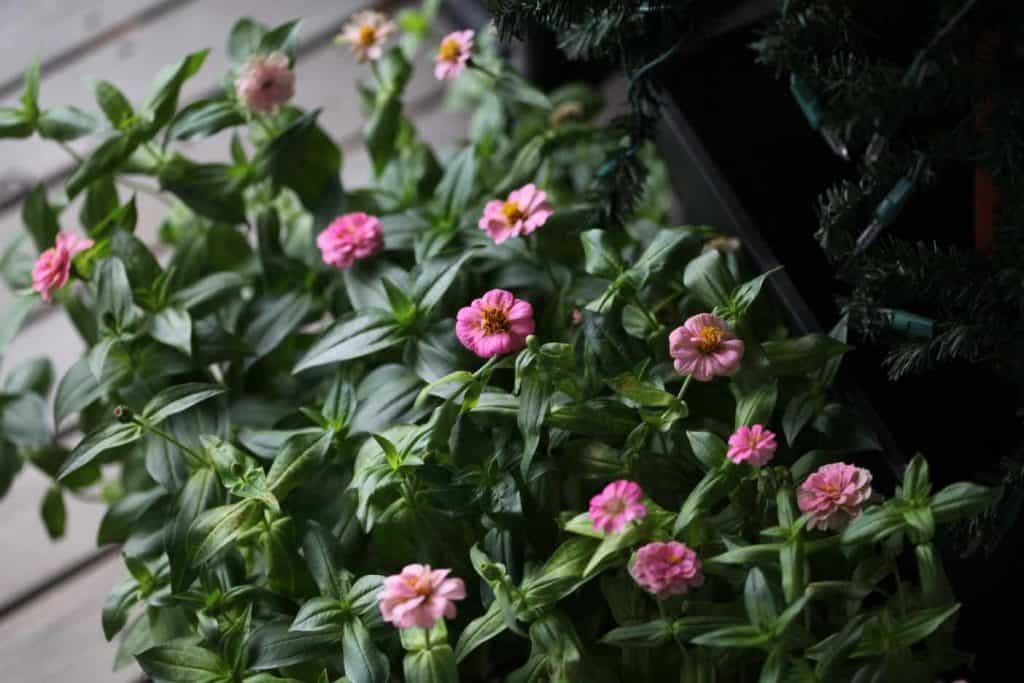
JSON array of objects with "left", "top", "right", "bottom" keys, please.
[
  {"left": 234, "top": 52, "right": 295, "bottom": 114},
  {"left": 378, "top": 564, "right": 467, "bottom": 630},
  {"left": 455, "top": 289, "right": 534, "bottom": 358},
  {"left": 571, "top": 307, "right": 582, "bottom": 325},
  {"left": 434, "top": 30, "right": 474, "bottom": 81},
  {"left": 798, "top": 462, "right": 873, "bottom": 531},
  {"left": 727, "top": 424, "right": 778, "bottom": 467},
  {"left": 478, "top": 183, "right": 553, "bottom": 244},
  {"left": 630, "top": 541, "right": 705, "bottom": 599},
  {"left": 316, "top": 212, "right": 384, "bottom": 269},
  {"left": 668, "top": 313, "right": 744, "bottom": 381},
  {"left": 589, "top": 480, "right": 647, "bottom": 534},
  {"left": 32, "top": 232, "right": 94, "bottom": 303},
  {"left": 336, "top": 11, "right": 397, "bottom": 63}
]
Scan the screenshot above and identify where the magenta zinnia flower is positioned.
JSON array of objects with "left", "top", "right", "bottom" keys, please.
[
  {"left": 378, "top": 564, "right": 467, "bottom": 630},
  {"left": 478, "top": 183, "right": 553, "bottom": 244},
  {"left": 434, "top": 30, "right": 474, "bottom": 81},
  {"left": 630, "top": 541, "right": 704, "bottom": 598},
  {"left": 336, "top": 11, "right": 396, "bottom": 63},
  {"left": 32, "top": 232, "right": 94, "bottom": 303},
  {"left": 234, "top": 52, "right": 295, "bottom": 114},
  {"left": 589, "top": 480, "right": 647, "bottom": 534},
  {"left": 668, "top": 313, "right": 744, "bottom": 381},
  {"left": 727, "top": 424, "right": 778, "bottom": 467},
  {"left": 316, "top": 212, "right": 384, "bottom": 269},
  {"left": 455, "top": 289, "right": 534, "bottom": 358},
  {"left": 798, "top": 462, "right": 873, "bottom": 531}
]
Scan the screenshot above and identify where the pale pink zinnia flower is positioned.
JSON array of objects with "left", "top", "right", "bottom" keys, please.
[
  {"left": 668, "top": 313, "right": 744, "bottom": 381},
  {"left": 32, "top": 232, "right": 94, "bottom": 303},
  {"left": 455, "top": 289, "right": 534, "bottom": 358},
  {"left": 316, "top": 212, "right": 384, "bottom": 269},
  {"left": 589, "top": 480, "right": 647, "bottom": 534},
  {"left": 798, "top": 462, "right": 873, "bottom": 531},
  {"left": 378, "top": 564, "right": 467, "bottom": 629},
  {"left": 336, "top": 11, "right": 396, "bottom": 63},
  {"left": 727, "top": 424, "right": 778, "bottom": 467},
  {"left": 478, "top": 183, "right": 553, "bottom": 244},
  {"left": 234, "top": 52, "right": 295, "bottom": 113},
  {"left": 434, "top": 30, "right": 474, "bottom": 81},
  {"left": 630, "top": 541, "right": 704, "bottom": 599}
]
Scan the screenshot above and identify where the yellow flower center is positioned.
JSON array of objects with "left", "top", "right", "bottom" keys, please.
[
  {"left": 480, "top": 306, "right": 511, "bottom": 335},
  {"left": 697, "top": 325, "right": 723, "bottom": 353},
  {"left": 438, "top": 37, "right": 462, "bottom": 61},
  {"left": 405, "top": 575, "right": 433, "bottom": 596},
  {"left": 357, "top": 24, "right": 377, "bottom": 47},
  {"left": 501, "top": 200, "right": 525, "bottom": 224}
]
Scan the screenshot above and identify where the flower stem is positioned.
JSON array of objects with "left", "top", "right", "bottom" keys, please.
[
  {"left": 676, "top": 375, "right": 693, "bottom": 401},
  {"left": 137, "top": 418, "right": 201, "bottom": 463},
  {"left": 423, "top": 627, "right": 432, "bottom": 650},
  {"left": 58, "top": 141, "right": 83, "bottom": 163}
]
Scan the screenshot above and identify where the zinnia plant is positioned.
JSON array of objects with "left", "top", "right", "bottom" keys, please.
[{"left": 0, "top": 4, "right": 997, "bottom": 682}]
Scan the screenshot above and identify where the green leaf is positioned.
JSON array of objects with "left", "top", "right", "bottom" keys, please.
[
  {"left": 149, "top": 306, "right": 192, "bottom": 356},
  {"left": 94, "top": 80, "right": 134, "bottom": 127},
  {"left": 41, "top": 485, "right": 66, "bottom": 539},
  {"left": 246, "top": 621, "right": 341, "bottom": 670},
  {"left": 762, "top": 335, "right": 849, "bottom": 376},
  {"left": 142, "top": 383, "right": 225, "bottom": 425},
  {"left": 930, "top": 482, "right": 996, "bottom": 523},
  {"left": 581, "top": 229, "right": 623, "bottom": 279},
  {"left": 517, "top": 363, "right": 549, "bottom": 474},
  {"left": 158, "top": 156, "right": 247, "bottom": 224},
  {"left": 142, "top": 50, "right": 209, "bottom": 132},
  {"left": 0, "top": 443, "right": 22, "bottom": 498},
  {"left": 343, "top": 617, "right": 390, "bottom": 683},
  {"left": 0, "top": 107, "right": 33, "bottom": 138},
  {"left": 291, "top": 597, "right": 348, "bottom": 634},
  {"left": 629, "top": 229, "right": 692, "bottom": 286},
  {"left": 229, "top": 18, "right": 267, "bottom": 64},
  {"left": 242, "top": 291, "right": 315, "bottom": 364},
  {"left": 690, "top": 624, "right": 771, "bottom": 649},
  {"left": 80, "top": 178, "right": 120, "bottom": 231},
  {"left": 412, "top": 251, "right": 478, "bottom": 311},
  {"left": 435, "top": 146, "right": 476, "bottom": 221},
  {"left": 495, "top": 70, "right": 552, "bottom": 110},
  {"left": 684, "top": 250, "right": 736, "bottom": 308},
  {"left": 21, "top": 58, "right": 40, "bottom": 120},
  {"left": 365, "top": 96, "right": 403, "bottom": 177},
  {"left": 495, "top": 135, "right": 546, "bottom": 194},
  {"left": 38, "top": 106, "right": 98, "bottom": 141},
  {"left": 260, "top": 19, "right": 302, "bottom": 58},
  {"left": 22, "top": 184, "right": 60, "bottom": 253},
  {"left": 403, "top": 645, "right": 458, "bottom": 683},
  {"left": 673, "top": 467, "right": 731, "bottom": 535},
  {"left": 686, "top": 431, "right": 728, "bottom": 471},
  {"left": 293, "top": 310, "right": 404, "bottom": 373},
  {"left": 599, "top": 620, "right": 673, "bottom": 648},
  {"left": 303, "top": 521, "right": 352, "bottom": 599},
  {"left": 347, "top": 575, "right": 386, "bottom": 628},
  {"left": 1, "top": 297, "right": 35, "bottom": 361},
  {"left": 267, "top": 431, "right": 334, "bottom": 499},
  {"left": 732, "top": 378, "right": 777, "bottom": 429},
  {"left": 854, "top": 604, "right": 960, "bottom": 656},
  {"left": 98, "top": 487, "right": 166, "bottom": 545},
  {"left": 102, "top": 577, "right": 139, "bottom": 640},
  {"left": 840, "top": 505, "right": 906, "bottom": 545},
  {"left": 743, "top": 568, "right": 778, "bottom": 630},
  {"left": 901, "top": 454, "right": 931, "bottom": 501},
  {"left": 58, "top": 421, "right": 143, "bottom": 480},
  {"left": 454, "top": 600, "right": 507, "bottom": 663},
  {"left": 137, "top": 641, "right": 228, "bottom": 682},
  {"left": 189, "top": 499, "right": 260, "bottom": 565},
  {"left": 168, "top": 467, "right": 222, "bottom": 591},
  {"left": 782, "top": 388, "right": 824, "bottom": 445},
  {"left": 2, "top": 357, "right": 52, "bottom": 395},
  {"left": 0, "top": 393, "right": 50, "bottom": 447},
  {"left": 731, "top": 268, "right": 781, "bottom": 321},
  {"left": 547, "top": 398, "right": 639, "bottom": 437},
  {"left": 95, "top": 257, "right": 135, "bottom": 329},
  {"left": 254, "top": 110, "right": 342, "bottom": 221},
  {"left": 66, "top": 134, "right": 141, "bottom": 198},
  {"left": 170, "top": 271, "right": 246, "bottom": 310},
  {"left": 167, "top": 97, "right": 244, "bottom": 140}
]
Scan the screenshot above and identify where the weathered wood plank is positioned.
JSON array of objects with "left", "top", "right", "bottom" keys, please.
[{"left": 0, "top": 556, "right": 138, "bottom": 683}]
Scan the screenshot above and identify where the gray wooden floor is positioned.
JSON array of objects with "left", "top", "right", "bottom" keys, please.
[{"left": 0, "top": 1, "right": 468, "bottom": 680}]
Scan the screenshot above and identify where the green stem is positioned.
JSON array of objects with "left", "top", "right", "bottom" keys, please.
[
  {"left": 58, "top": 141, "right": 83, "bottom": 163},
  {"left": 468, "top": 59, "right": 500, "bottom": 81},
  {"left": 676, "top": 375, "right": 693, "bottom": 401},
  {"left": 116, "top": 177, "right": 174, "bottom": 207},
  {"left": 254, "top": 115, "right": 277, "bottom": 139},
  {"left": 138, "top": 419, "right": 201, "bottom": 463},
  {"left": 423, "top": 627, "right": 432, "bottom": 650}
]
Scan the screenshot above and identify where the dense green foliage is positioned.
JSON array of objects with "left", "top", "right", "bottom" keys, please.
[{"left": 0, "top": 6, "right": 995, "bottom": 682}]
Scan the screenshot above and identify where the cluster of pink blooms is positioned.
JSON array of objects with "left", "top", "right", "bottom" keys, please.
[
  {"left": 316, "top": 212, "right": 384, "bottom": 270},
  {"left": 235, "top": 52, "right": 295, "bottom": 113},
  {"left": 32, "top": 232, "right": 94, "bottom": 303},
  {"left": 434, "top": 30, "right": 474, "bottom": 81},
  {"left": 589, "top": 480, "right": 647, "bottom": 534},
  {"left": 630, "top": 541, "right": 705, "bottom": 599},
  {"left": 336, "top": 11, "right": 397, "bottom": 63},
  {"left": 479, "top": 183, "right": 553, "bottom": 245},
  {"left": 378, "top": 564, "right": 466, "bottom": 629},
  {"left": 727, "top": 424, "right": 778, "bottom": 467},
  {"left": 798, "top": 462, "right": 873, "bottom": 531},
  {"left": 456, "top": 288, "right": 535, "bottom": 358},
  {"left": 669, "top": 313, "right": 744, "bottom": 381}
]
